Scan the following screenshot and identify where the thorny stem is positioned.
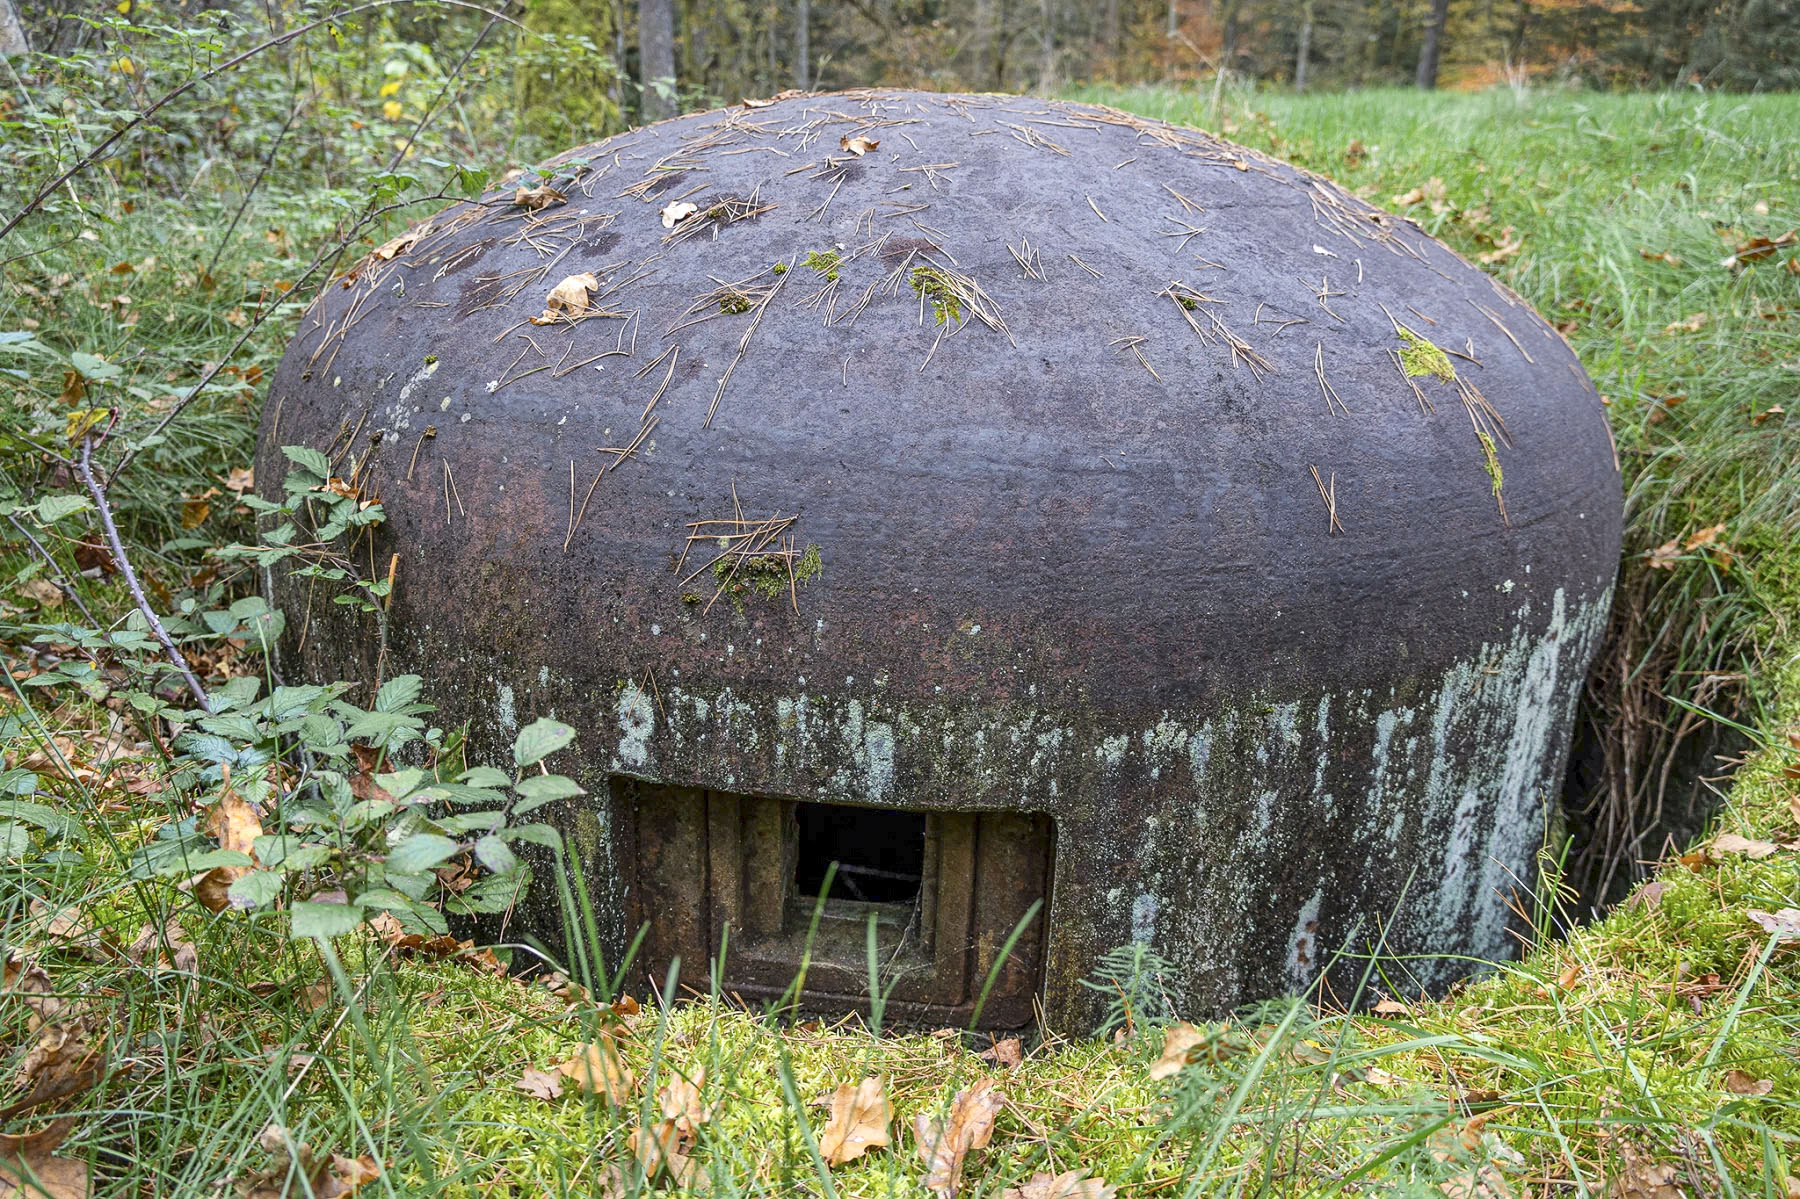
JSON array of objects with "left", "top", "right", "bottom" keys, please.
[
  {"left": 5, "top": 513, "right": 99, "bottom": 627},
  {"left": 76, "top": 437, "right": 213, "bottom": 714}
]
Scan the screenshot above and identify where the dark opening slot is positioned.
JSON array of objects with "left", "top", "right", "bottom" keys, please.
[{"left": 793, "top": 802, "right": 926, "bottom": 904}]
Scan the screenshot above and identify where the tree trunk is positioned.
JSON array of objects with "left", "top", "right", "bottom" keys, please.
[
  {"left": 1295, "top": 0, "right": 1313, "bottom": 89},
  {"left": 1039, "top": 0, "right": 1055, "bottom": 89},
  {"left": 639, "top": 0, "right": 677, "bottom": 120},
  {"left": 1416, "top": 0, "right": 1451, "bottom": 87},
  {"left": 795, "top": 0, "right": 809, "bottom": 88},
  {"left": 1167, "top": 0, "right": 1179, "bottom": 37},
  {"left": 0, "top": 0, "right": 29, "bottom": 57}
]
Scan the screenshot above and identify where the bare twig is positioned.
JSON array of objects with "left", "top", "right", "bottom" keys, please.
[{"left": 77, "top": 437, "right": 212, "bottom": 712}]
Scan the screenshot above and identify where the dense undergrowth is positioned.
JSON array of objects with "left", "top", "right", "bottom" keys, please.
[{"left": 2, "top": 8, "right": 1799, "bottom": 1192}]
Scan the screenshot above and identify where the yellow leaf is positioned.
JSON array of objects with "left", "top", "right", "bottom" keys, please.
[
  {"left": 378, "top": 81, "right": 402, "bottom": 98},
  {"left": 113, "top": 56, "right": 134, "bottom": 75},
  {"left": 819, "top": 1076, "right": 891, "bottom": 1167},
  {"left": 382, "top": 100, "right": 403, "bottom": 121}
]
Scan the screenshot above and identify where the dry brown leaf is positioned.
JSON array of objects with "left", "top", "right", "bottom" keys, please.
[
  {"left": 1476, "top": 227, "right": 1523, "bottom": 265},
  {"left": 658, "top": 1067, "right": 708, "bottom": 1137},
  {"left": 126, "top": 919, "right": 197, "bottom": 975},
  {"left": 1607, "top": 1145, "right": 1683, "bottom": 1199},
  {"left": 26, "top": 904, "right": 105, "bottom": 963},
  {"left": 659, "top": 201, "right": 698, "bottom": 229},
  {"left": 224, "top": 466, "right": 255, "bottom": 495},
  {"left": 977, "top": 1037, "right": 1023, "bottom": 1070},
  {"left": 196, "top": 777, "right": 264, "bottom": 913},
  {"left": 1682, "top": 523, "right": 1726, "bottom": 551},
  {"left": 530, "top": 273, "right": 599, "bottom": 325},
  {"left": 18, "top": 578, "right": 62, "bottom": 608},
  {"left": 1645, "top": 537, "right": 1683, "bottom": 569},
  {"left": 1663, "top": 312, "right": 1708, "bottom": 334},
  {"left": 0, "top": 1116, "right": 89, "bottom": 1199},
  {"left": 913, "top": 1078, "right": 1003, "bottom": 1198},
  {"left": 557, "top": 1036, "right": 635, "bottom": 1104},
  {"left": 1723, "top": 1069, "right": 1772, "bottom": 1096},
  {"left": 1747, "top": 908, "right": 1800, "bottom": 940},
  {"left": 15, "top": 1017, "right": 106, "bottom": 1116},
  {"left": 1373, "top": 998, "right": 1410, "bottom": 1016},
  {"left": 819, "top": 1076, "right": 891, "bottom": 1167},
  {"left": 371, "top": 224, "right": 428, "bottom": 262},
  {"left": 1722, "top": 229, "right": 1798, "bottom": 269},
  {"left": 328, "top": 1154, "right": 381, "bottom": 1195},
  {"left": 742, "top": 96, "right": 775, "bottom": 108},
  {"left": 1712, "top": 832, "right": 1777, "bottom": 859},
  {"left": 4, "top": 956, "right": 64, "bottom": 1031},
  {"left": 512, "top": 184, "right": 566, "bottom": 212},
  {"left": 1001, "top": 1170, "right": 1116, "bottom": 1199},
  {"left": 1148, "top": 1024, "right": 1207, "bottom": 1080},
  {"left": 1438, "top": 1162, "right": 1515, "bottom": 1199},
  {"left": 1782, "top": 1175, "right": 1800, "bottom": 1199},
  {"left": 840, "top": 133, "right": 879, "bottom": 156},
  {"left": 514, "top": 1067, "right": 563, "bottom": 1101},
  {"left": 628, "top": 1119, "right": 692, "bottom": 1184}
]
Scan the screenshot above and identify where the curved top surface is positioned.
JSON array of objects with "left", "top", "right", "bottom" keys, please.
[{"left": 269, "top": 89, "right": 1621, "bottom": 714}]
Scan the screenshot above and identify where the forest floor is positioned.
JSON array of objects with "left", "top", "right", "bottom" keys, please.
[{"left": 3, "top": 87, "right": 1799, "bottom": 1197}]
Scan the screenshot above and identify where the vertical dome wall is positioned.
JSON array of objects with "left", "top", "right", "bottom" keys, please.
[{"left": 259, "top": 90, "right": 1622, "bottom": 1027}]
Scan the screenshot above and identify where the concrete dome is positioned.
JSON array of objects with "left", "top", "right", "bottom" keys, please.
[{"left": 260, "top": 89, "right": 1621, "bottom": 1027}]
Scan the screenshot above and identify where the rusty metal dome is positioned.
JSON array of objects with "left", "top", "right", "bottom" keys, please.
[{"left": 260, "top": 89, "right": 1621, "bottom": 1027}]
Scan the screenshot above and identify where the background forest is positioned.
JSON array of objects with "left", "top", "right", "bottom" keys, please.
[{"left": 7, "top": 0, "right": 1799, "bottom": 143}]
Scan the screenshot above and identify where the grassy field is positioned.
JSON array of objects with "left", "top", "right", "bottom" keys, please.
[{"left": 3, "top": 83, "right": 1799, "bottom": 1197}]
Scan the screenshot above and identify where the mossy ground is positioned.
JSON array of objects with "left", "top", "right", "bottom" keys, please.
[{"left": 4, "top": 87, "right": 1799, "bottom": 1196}]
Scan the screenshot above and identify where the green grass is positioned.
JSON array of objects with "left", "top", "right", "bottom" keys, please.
[{"left": 4, "top": 85, "right": 1800, "bottom": 1197}]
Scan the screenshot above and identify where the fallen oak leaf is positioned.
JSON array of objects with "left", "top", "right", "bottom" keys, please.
[
  {"left": 658, "top": 1066, "right": 708, "bottom": 1138},
  {"left": 1748, "top": 908, "right": 1800, "bottom": 941},
  {"left": 514, "top": 1067, "right": 562, "bottom": 1101},
  {"left": 1723, "top": 1069, "right": 1773, "bottom": 1096},
  {"left": 977, "top": 1037, "right": 1023, "bottom": 1069},
  {"left": 1606, "top": 1143, "right": 1684, "bottom": 1199},
  {"left": 512, "top": 184, "right": 565, "bottom": 212},
  {"left": 818, "top": 1075, "right": 891, "bottom": 1167},
  {"left": 0, "top": 1115, "right": 89, "bottom": 1199},
  {"left": 529, "top": 273, "right": 599, "bottom": 325},
  {"left": 914, "top": 1078, "right": 1003, "bottom": 1199},
  {"left": 125, "top": 919, "right": 197, "bottom": 975},
  {"left": 556, "top": 1035, "right": 635, "bottom": 1104},
  {"left": 1002, "top": 1170, "right": 1117, "bottom": 1199},
  {"left": 371, "top": 223, "right": 430, "bottom": 263},
  {"left": 1147, "top": 1022, "right": 1250, "bottom": 1078},
  {"left": 628, "top": 1119, "right": 693, "bottom": 1184},
  {"left": 1712, "top": 832, "right": 1777, "bottom": 859},
  {"left": 195, "top": 771, "right": 264, "bottom": 914},
  {"left": 328, "top": 1154, "right": 381, "bottom": 1195}
]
